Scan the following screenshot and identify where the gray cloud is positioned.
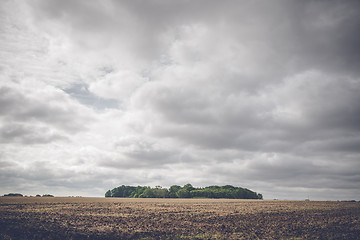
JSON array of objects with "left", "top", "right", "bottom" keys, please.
[
  {"left": 0, "top": 0, "right": 359, "bottom": 200},
  {"left": 0, "top": 81, "right": 95, "bottom": 135},
  {"left": 0, "top": 122, "right": 67, "bottom": 144},
  {"left": 134, "top": 70, "right": 360, "bottom": 155}
]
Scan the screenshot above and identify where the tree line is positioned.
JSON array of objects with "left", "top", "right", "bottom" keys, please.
[
  {"left": 2, "top": 193, "right": 54, "bottom": 197},
  {"left": 105, "top": 184, "right": 263, "bottom": 199}
]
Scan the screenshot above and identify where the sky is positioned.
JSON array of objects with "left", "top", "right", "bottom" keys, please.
[{"left": 1, "top": 0, "right": 360, "bottom": 200}]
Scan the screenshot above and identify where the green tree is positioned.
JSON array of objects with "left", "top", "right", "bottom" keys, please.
[
  {"left": 140, "top": 187, "right": 155, "bottom": 198},
  {"left": 42, "top": 194, "right": 54, "bottom": 197},
  {"left": 4, "top": 193, "right": 23, "bottom": 197},
  {"left": 177, "top": 188, "right": 191, "bottom": 198},
  {"left": 153, "top": 186, "right": 169, "bottom": 198},
  {"left": 105, "top": 184, "right": 263, "bottom": 199},
  {"left": 169, "top": 185, "right": 181, "bottom": 198},
  {"left": 105, "top": 190, "right": 112, "bottom": 197},
  {"left": 183, "top": 183, "right": 194, "bottom": 191}
]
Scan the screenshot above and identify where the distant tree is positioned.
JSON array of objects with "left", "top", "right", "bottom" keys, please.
[
  {"left": 223, "top": 185, "right": 236, "bottom": 190},
  {"left": 153, "top": 186, "right": 169, "bottom": 198},
  {"left": 105, "top": 190, "right": 112, "bottom": 197},
  {"left": 177, "top": 188, "right": 191, "bottom": 198},
  {"left": 105, "top": 184, "right": 262, "bottom": 199},
  {"left": 190, "top": 189, "right": 208, "bottom": 198},
  {"left": 183, "top": 183, "right": 194, "bottom": 191},
  {"left": 111, "top": 185, "right": 136, "bottom": 197},
  {"left": 140, "top": 187, "right": 155, "bottom": 198},
  {"left": 4, "top": 193, "right": 23, "bottom": 197},
  {"left": 36, "top": 194, "right": 41, "bottom": 197},
  {"left": 133, "top": 186, "right": 147, "bottom": 198},
  {"left": 169, "top": 185, "right": 181, "bottom": 198},
  {"left": 42, "top": 194, "right": 54, "bottom": 197}
]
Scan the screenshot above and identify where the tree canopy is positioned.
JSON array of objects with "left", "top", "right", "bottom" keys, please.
[
  {"left": 2, "top": 193, "right": 54, "bottom": 197},
  {"left": 105, "top": 184, "right": 262, "bottom": 199},
  {"left": 3, "top": 193, "right": 23, "bottom": 197}
]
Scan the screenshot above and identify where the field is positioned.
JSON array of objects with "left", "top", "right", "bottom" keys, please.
[{"left": 1, "top": 197, "right": 359, "bottom": 239}]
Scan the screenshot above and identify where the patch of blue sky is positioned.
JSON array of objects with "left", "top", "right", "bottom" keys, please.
[{"left": 63, "top": 84, "right": 119, "bottom": 110}]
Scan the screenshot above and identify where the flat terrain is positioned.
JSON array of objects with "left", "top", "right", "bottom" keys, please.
[{"left": 0, "top": 197, "right": 359, "bottom": 239}]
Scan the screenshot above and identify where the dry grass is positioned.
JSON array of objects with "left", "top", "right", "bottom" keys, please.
[{"left": 1, "top": 197, "right": 359, "bottom": 239}]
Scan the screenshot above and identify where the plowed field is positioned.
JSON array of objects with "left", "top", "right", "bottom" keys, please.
[{"left": 1, "top": 197, "right": 359, "bottom": 239}]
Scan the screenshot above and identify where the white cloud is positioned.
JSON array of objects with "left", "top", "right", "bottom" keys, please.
[
  {"left": 0, "top": 79, "right": 95, "bottom": 134},
  {"left": 89, "top": 70, "right": 148, "bottom": 101}
]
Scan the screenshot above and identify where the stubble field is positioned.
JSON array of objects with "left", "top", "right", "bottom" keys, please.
[{"left": 0, "top": 197, "right": 359, "bottom": 239}]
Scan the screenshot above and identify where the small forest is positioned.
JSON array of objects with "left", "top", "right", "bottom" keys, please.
[{"left": 105, "top": 184, "right": 263, "bottom": 199}]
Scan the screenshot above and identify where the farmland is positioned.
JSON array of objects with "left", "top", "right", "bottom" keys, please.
[{"left": 0, "top": 197, "right": 359, "bottom": 239}]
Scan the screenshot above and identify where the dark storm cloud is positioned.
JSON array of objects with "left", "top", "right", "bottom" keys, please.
[
  {"left": 137, "top": 71, "right": 360, "bottom": 155},
  {"left": 29, "top": 0, "right": 360, "bottom": 76},
  {"left": 123, "top": 0, "right": 360, "bottom": 74}
]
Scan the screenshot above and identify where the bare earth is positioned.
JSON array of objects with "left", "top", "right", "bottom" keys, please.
[{"left": 0, "top": 197, "right": 359, "bottom": 239}]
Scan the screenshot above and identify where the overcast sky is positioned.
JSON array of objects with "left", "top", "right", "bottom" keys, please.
[{"left": 1, "top": 0, "right": 360, "bottom": 200}]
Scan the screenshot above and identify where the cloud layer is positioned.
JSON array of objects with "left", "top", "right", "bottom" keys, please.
[{"left": 1, "top": 0, "right": 360, "bottom": 200}]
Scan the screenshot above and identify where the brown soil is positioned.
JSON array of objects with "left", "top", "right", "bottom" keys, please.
[{"left": 1, "top": 197, "right": 359, "bottom": 239}]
